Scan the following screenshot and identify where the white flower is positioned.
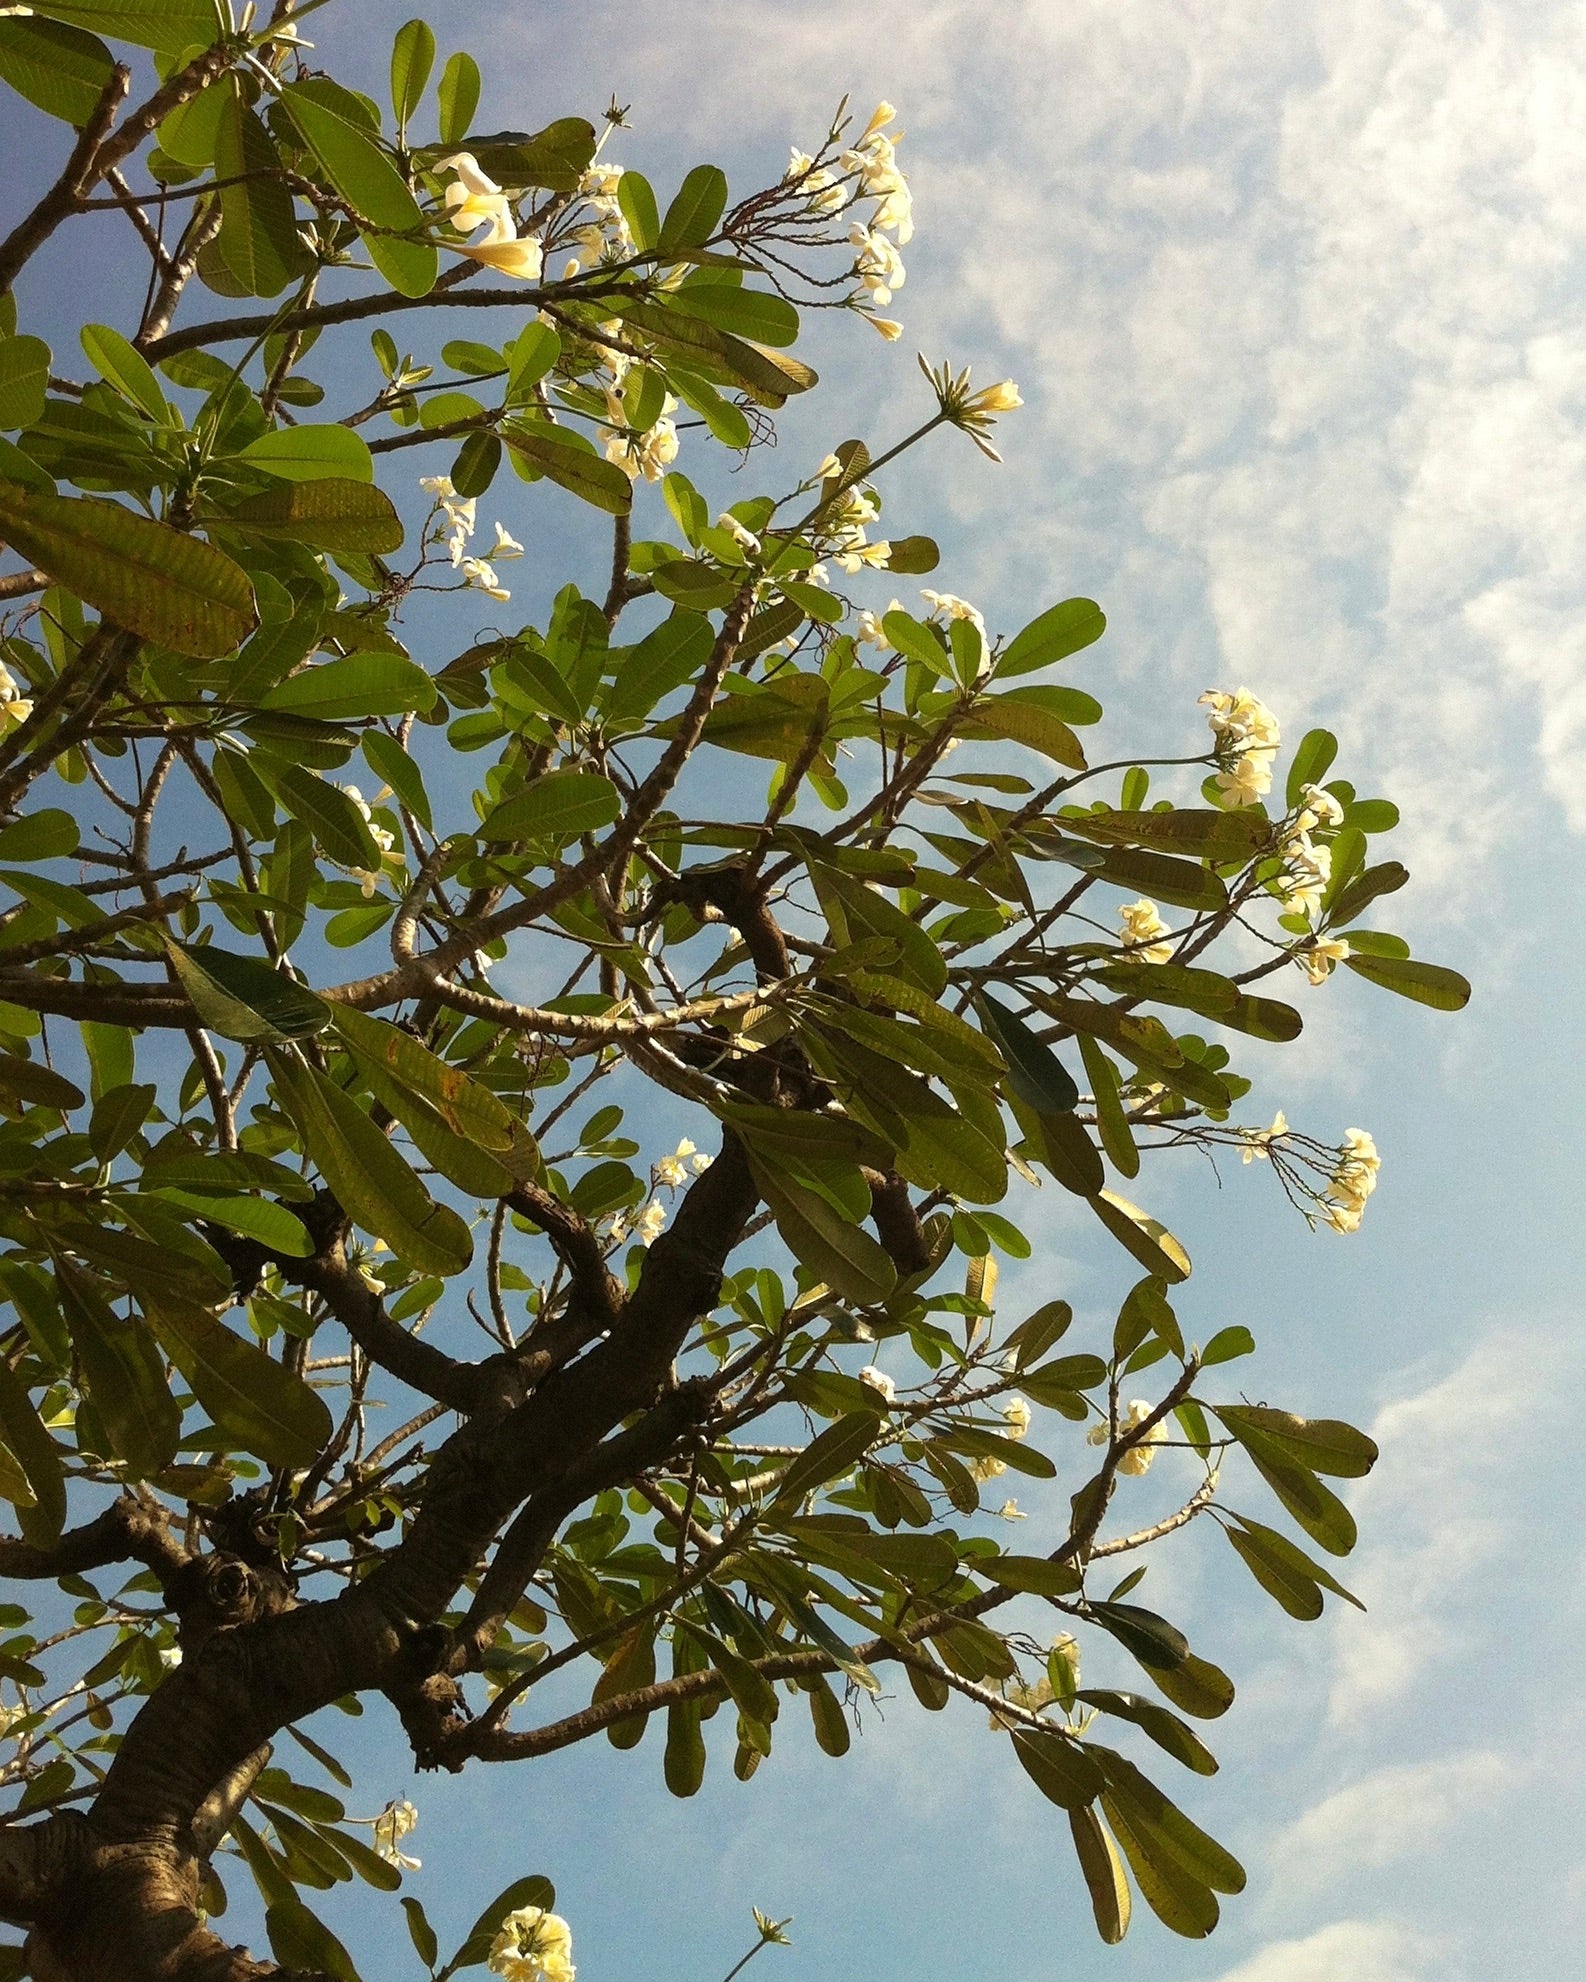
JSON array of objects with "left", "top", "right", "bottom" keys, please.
[
  {"left": 717, "top": 512, "right": 762, "bottom": 555},
  {"left": 1324, "top": 1127, "right": 1380, "bottom": 1233},
  {"left": 419, "top": 474, "right": 456, "bottom": 498},
  {"left": 1278, "top": 834, "right": 1332, "bottom": 919},
  {"left": 1240, "top": 1109, "right": 1289, "bottom": 1162},
  {"left": 849, "top": 221, "right": 906, "bottom": 305},
  {"left": 0, "top": 662, "right": 33, "bottom": 730},
  {"left": 1088, "top": 1400, "right": 1167, "bottom": 1476},
  {"left": 636, "top": 1200, "right": 667, "bottom": 1246},
  {"left": 373, "top": 1799, "right": 421, "bottom": 1870},
  {"left": 996, "top": 1499, "right": 1026, "bottom": 1520},
  {"left": 654, "top": 1140, "right": 696, "bottom": 1188},
  {"left": 1296, "top": 782, "right": 1345, "bottom": 831},
  {"left": 690, "top": 1150, "right": 713, "bottom": 1173},
  {"left": 786, "top": 147, "right": 850, "bottom": 215},
  {"left": 920, "top": 588, "right": 988, "bottom": 648},
  {"left": 487, "top": 1905, "right": 575, "bottom": 1982},
  {"left": 1002, "top": 1396, "right": 1031, "bottom": 1441},
  {"left": 967, "top": 1452, "right": 1007, "bottom": 1485},
  {"left": 1200, "top": 687, "right": 1280, "bottom": 807},
  {"left": 865, "top": 315, "right": 905, "bottom": 340},
  {"left": 989, "top": 1673, "right": 1053, "bottom": 1727},
  {"left": 489, "top": 523, "right": 525, "bottom": 560},
  {"left": 857, "top": 1364, "right": 896, "bottom": 1406},
  {"left": 602, "top": 398, "right": 680, "bottom": 483},
  {"left": 437, "top": 152, "right": 511, "bottom": 235},
  {"left": 833, "top": 538, "right": 892, "bottom": 573},
  {"left": 461, "top": 557, "right": 510, "bottom": 603},
  {"left": 855, "top": 608, "right": 894, "bottom": 650},
  {"left": 1300, "top": 936, "right": 1352, "bottom": 985},
  {"left": 964, "top": 378, "right": 1022, "bottom": 415},
  {"left": 1118, "top": 897, "right": 1174, "bottom": 964}
]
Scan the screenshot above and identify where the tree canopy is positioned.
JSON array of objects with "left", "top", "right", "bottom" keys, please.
[{"left": 0, "top": 6, "right": 1468, "bottom": 1980}]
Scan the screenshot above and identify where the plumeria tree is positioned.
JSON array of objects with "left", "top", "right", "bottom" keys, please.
[{"left": 0, "top": 6, "right": 1468, "bottom": 1980}]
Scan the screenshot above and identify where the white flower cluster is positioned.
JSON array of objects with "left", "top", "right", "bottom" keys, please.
[
  {"left": 339, "top": 784, "right": 397, "bottom": 900},
  {"left": 561, "top": 162, "right": 635, "bottom": 276},
  {"left": 610, "top": 1200, "right": 667, "bottom": 1248},
  {"left": 420, "top": 475, "right": 523, "bottom": 602},
  {"left": 818, "top": 475, "right": 890, "bottom": 572},
  {"left": 598, "top": 384, "right": 680, "bottom": 484},
  {"left": 858, "top": 1363, "right": 896, "bottom": 1405},
  {"left": 372, "top": 1798, "right": 421, "bottom": 1870},
  {"left": 1088, "top": 1399, "right": 1167, "bottom": 1476},
  {"left": 1118, "top": 897, "right": 1174, "bottom": 965},
  {"left": 0, "top": 660, "right": 33, "bottom": 734},
  {"left": 437, "top": 153, "right": 545, "bottom": 281},
  {"left": 1324, "top": 1127, "right": 1380, "bottom": 1234},
  {"left": 921, "top": 588, "right": 989, "bottom": 652},
  {"left": 1200, "top": 686, "right": 1280, "bottom": 808},
  {"left": 487, "top": 1906, "right": 576, "bottom": 1982},
  {"left": 785, "top": 102, "right": 913, "bottom": 338},
  {"left": 654, "top": 1138, "right": 712, "bottom": 1187},
  {"left": 987, "top": 1635, "right": 1080, "bottom": 1727}
]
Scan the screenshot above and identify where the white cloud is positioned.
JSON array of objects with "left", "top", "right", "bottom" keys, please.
[
  {"left": 1328, "top": 1326, "right": 1572, "bottom": 1719},
  {"left": 1201, "top": 1918, "right": 1440, "bottom": 1982},
  {"left": 1267, "top": 1751, "right": 1514, "bottom": 1900}
]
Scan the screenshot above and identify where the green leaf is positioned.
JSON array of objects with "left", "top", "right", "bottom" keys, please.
[
  {"left": 963, "top": 692, "right": 1086, "bottom": 769},
  {"left": 330, "top": 1006, "right": 516, "bottom": 1151},
  {"left": 25, "top": 2, "right": 217, "bottom": 55},
  {"left": 998, "top": 598, "right": 1106, "bottom": 676},
  {"left": 1069, "top": 1804, "right": 1132, "bottom": 1945},
  {"left": 975, "top": 994, "right": 1078, "bottom": 1112},
  {"left": 261, "top": 654, "right": 435, "bottom": 720},
  {"left": 1285, "top": 727, "right": 1338, "bottom": 808},
  {"left": 660, "top": 163, "right": 729, "bottom": 251},
  {"left": 390, "top": 17, "right": 435, "bottom": 131},
  {"left": 1199, "top": 1325, "right": 1254, "bottom": 1366},
  {"left": 1342, "top": 953, "right": 1471, "bottom": 1011},
  {"left": 477, "top": 768, "right": 621, "bottom": 843},
  {"left": 212, "top": 478, "right": 404, "bottom": 554},
  {"left": 0, "top": 481, "right": 256, "bottom": 659},
  {"left": 881, "top": 610, "right": 952, "bottom": 677},
  {"left": 602, "top": 611, "right": 712, "bottom": 723},
  {"left": 1078, "top": 1035, "right": 1138, "bottom": 1180},
  {"left": 749, "top": 1159, "right": 896, "bottom": 1305},
  {"left": 976, "top": 1554, "right": 1082, "bottom": 1598},
  {"left": 1098, "top": 1791, "right": 1219, "bottom": 1939},
  {"left": 669, "top": 284, "right": 799, "bottom": 347},
  {"left": 1096, "top": 1747, "right": 1246, "bottom": 1895},
  {"left": 150, "top": 1188, "right": 311, "bottom": 1257},
  {"left": 0, "top": 1357, "right": 65, "bottom": 1547},
  {"left": 79, "top": 323, "right": 169, "bottom": 423},
  {"left": 771, "top": 1412, "right": 881, "bottom": 1508},
  {"left": 1225, "top": 1515, "right": 1365, "bottom": 1616},
  {"left": 402, "top": 1896, "right": 439, "bottom": 1970},
  {"left": 279, "top": 82, "right": 435, "bottom": 297},
  {"left": 268, "top": 767, "right": 384, "bottom": 871},
  {"left": 88, "top": 1080, "right": 154, "bottom": 1161},
  {"left": 1089, "top": 1191, "right": 1190, "bottom": 1283},
  {"left": 147, "top": 1296, "right": 333, "bottom": 1471},
  {"left": 1147, "top": 1649, "right": 1234, "bottom": 1721},
  {"left": 503, "top": 420, "right": 633, "bottom": 514},
  {"left": 0, "top": 809, "right": 76, "bottom": 862},
  {"left": 265, "top": 1898, "right": 361, "bottom": 1982},
  {"left": 1011, "top": 1724, "right": 1107, "bottom": 1811},
  {"left": 164, "top": 941, "right": 329, "bottom": 1044},
  {"left": 0, "top": 1053, "right": 83, "bottom": 1112},
  {"left": 361, "top": 731, "right": 431, "bottom": 831},
  {"left": 435, "top": 49, "right": 480, "bottom": 146},
  {"left": 1067, "top": 807, "right": 1270, "bottom": 862},
  {"left": 238, "top": 425, "right": 374, "bottom": 484},
  {"left": 1213, "top": 1404, "right": 1377, "bottom": 1478},
  {"left": 0, "top": 15, "right": 112, "bottom": 126},
  {"left": 1089, "top": 1601, "right": 1189, "bottom": 1673},
  {"left": 267, "top": 1050, "right": 473, "bottom": 1277},
  {"left": 55, "top": 1262, "right": 179, "bottom": 1479},
  {"left": 0, "top": 336, "right": 52, "bottom": 431},
  {"left": 213, "top": 92, "right": 310, "bottom": 299},
  {"left": 1327, "top": 860, "right": 1409, "bottom": 925},
  {"left": 1210, "top": 1408, "right": 1357, "bottom": 1556},
  {"left": 617, "top": 169, "right": 659, "bottom": 251},
  {"left": 1076, "top": 1691, "right": 1218, "bottom": 1774}
]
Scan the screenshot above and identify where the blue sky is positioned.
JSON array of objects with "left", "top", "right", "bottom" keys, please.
[{"left": 6, "top": 2, "right": 1586, "bottom": 1977}]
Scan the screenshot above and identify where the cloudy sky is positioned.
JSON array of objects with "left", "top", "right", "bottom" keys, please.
[
  {"left": 320, "top": 4, "right": 1584, "bottom": 1976},
  {"left": 8, "top": 1, "right": 1585, "bottom": 1976}
]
